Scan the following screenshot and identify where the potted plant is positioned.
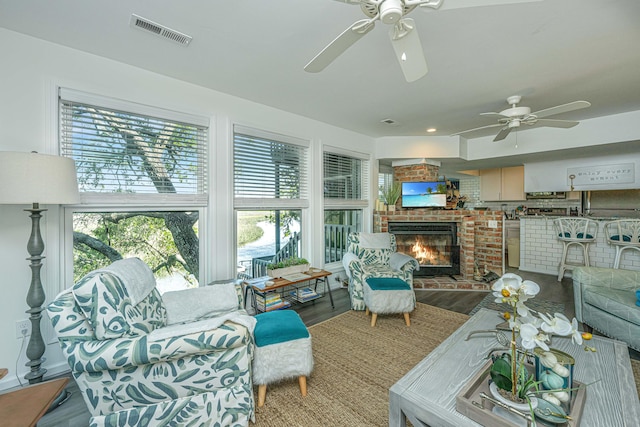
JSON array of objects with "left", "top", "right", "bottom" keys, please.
[
  {"left": 487, "top": 273, "right": 592, "bottom": 420},
  {"left": 266, "top": 257, "right": 310, "bottom": 278},
  {"left": 380, "top": 182, "right": 401, "bottom": 211}
]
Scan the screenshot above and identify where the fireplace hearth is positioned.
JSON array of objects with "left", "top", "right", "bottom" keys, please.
[{"left": 389, "top": 222, "right": 460, "bottom": 277}]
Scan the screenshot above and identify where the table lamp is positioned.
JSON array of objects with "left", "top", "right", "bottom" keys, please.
[{"left": 0, "top": 151, "right": 80, "bottom": 384}]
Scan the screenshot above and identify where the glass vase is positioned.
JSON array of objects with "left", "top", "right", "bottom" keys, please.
[{"left": 534, "top": 348, "right": 575, "bottom": 413}]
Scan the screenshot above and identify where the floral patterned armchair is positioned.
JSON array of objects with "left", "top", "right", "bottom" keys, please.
[
  {"left": 46, "top": 258, "right": 255, "bottom": 427},
  {"left": 342, "top": 232, "right": 419, "bottom": 310}
]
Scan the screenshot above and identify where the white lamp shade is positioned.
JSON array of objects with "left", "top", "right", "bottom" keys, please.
[{"left": 0, "top": 151, "right": 80, "bottom": 205}]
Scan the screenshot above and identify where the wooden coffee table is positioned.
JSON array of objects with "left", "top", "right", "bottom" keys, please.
[
  {"left": 0, "top": 377, "right": 69, "bottom": 427},
  {"left": 389, "top": 308, "right": 640, "bottom": 427}
]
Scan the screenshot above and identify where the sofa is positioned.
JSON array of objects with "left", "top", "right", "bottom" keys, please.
[
  {"left": 342, "top": 232, "right": 419, "bottom": 311},
  {"left": 47, "top": 258, "right": 256, "bottom": 427},
  {"left": 572, "top": 266, "right": 640, "bottom": 351}
]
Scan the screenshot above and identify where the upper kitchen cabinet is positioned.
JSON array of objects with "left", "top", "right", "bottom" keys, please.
[{"left": 480, "top": 166, "right": 525, "bottom": 201}]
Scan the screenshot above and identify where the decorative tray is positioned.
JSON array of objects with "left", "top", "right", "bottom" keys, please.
[{"left": 455, "top": 360, "right": 586, "bottom": 427}]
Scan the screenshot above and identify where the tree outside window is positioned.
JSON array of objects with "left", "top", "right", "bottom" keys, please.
[{"left": 60, "top": 89, "right": 208, "bottom": 289}]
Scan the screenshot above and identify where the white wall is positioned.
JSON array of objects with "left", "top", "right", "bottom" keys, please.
[
  {"left": 0, "top": 28, "right": 375, "bottom": 389},
  {"left": 374, "top": 111, "right": 640, "bottom": 166}
]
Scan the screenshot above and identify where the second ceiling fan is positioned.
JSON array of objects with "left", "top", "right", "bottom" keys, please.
[
  {"left": 451, "top": 96, "right": 592, "bottom": 142},
  {"left": 304, "top": 0, "right": 542, "bottom": 82}
]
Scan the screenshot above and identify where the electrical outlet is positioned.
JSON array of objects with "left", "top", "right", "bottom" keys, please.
[
  {"left": 16, "top": 319, "right": 31, "bottom": 339},
  {"left": 488, "top": 220, "right": 498, "bottom": 229}
]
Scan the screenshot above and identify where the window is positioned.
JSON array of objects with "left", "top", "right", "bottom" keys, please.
[
  {"left": 323, "top": 148, "right": 370, "bottom": 263},
  {"left": 60, "top": 89, "right": 208, "bottom": 289},
  {"left": 378, "top": 163, "right": 394, "bottom": 198},
  {"left": 233, "top": 125, "right": 309, "bottom": 277},
  {"left": 324, "top": 209, "right": 362, "bottom": 263},
  {"left": 236, "top": 209, "right": 302, "bottom": 278}
]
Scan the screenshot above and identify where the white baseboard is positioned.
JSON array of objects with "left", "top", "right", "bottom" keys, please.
[{"left": 0, "top": 362, "right": 71, "bottom": 392}]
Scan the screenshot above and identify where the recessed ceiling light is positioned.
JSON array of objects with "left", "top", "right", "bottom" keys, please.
[{"left": 426, "top": 128, "right": 437, "bottom": 133}]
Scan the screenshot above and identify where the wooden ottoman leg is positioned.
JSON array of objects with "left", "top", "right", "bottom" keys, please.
[
  {"left": 298, "top": 376, "right": 308, "bottom": 397},
  {"left": 258, "top": 384, "right": 267, "bottom": 407},
  {"left": 403, "top": 312, "right": 411, "bottom": 326},
  {"left": 371, "top": 313, "right": 377, "bottom": 327},
  {"left": 365, "top": 307, "right": 370, "bottom": 316}
]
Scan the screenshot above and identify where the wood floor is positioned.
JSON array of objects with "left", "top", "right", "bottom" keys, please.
[{"left": 37, "top": 269, "right": 631, "bottom": 426}]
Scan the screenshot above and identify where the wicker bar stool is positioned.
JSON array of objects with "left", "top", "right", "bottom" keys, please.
[
  {"left": 553, "top": 217, "right": 599, "bottom": 281},
  {"left": 604, "top": 219, "right": 640, "bottom": 268}
]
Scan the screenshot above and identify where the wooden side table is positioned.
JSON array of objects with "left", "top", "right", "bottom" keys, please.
[{"left": 0, "top": 377, "right": 69, "bottom": 427}]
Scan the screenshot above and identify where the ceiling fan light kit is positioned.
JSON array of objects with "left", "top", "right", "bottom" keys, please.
[{"left": 380, "top": 0, "right": 404, "bottom": 23}]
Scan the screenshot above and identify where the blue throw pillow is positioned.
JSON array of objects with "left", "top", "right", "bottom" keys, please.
[{"left": 636, "top": 290, "right": 640, "bottom": 307}]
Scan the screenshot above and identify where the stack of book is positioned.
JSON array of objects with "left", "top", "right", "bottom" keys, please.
[
  {"left": 254, "top": 292, "right": 290, "bottom": 312},
  {"left": 290, "top": 287, "right": 319, "bottom": 303}
]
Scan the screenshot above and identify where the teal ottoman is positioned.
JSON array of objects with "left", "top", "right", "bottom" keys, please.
[
  {"left": 253, "top": 310, "right": 313, "bottom": 407},
  {"left": 364, "top": 277, "right": 415, "bottom": 327}
]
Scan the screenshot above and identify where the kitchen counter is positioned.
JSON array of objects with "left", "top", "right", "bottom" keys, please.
[{"left": 517, "top": 216, "right": 640, "bottom": 276}]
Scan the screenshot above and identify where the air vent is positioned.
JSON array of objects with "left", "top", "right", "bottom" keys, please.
[
  {"left": 380, "top": 118, "right": 400, "bottom": 126},
  {"left": 130, "top": 14, "right": 192, "bottom": 46}
]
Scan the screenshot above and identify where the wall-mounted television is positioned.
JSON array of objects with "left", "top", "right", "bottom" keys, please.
[{"left": 401, "top": 181, "right": 447, "bottom": 208}]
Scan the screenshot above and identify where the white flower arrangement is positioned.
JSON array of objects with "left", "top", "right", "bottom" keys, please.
[{"left": 489, "top": 273, "right": 591, "bottom": 407}]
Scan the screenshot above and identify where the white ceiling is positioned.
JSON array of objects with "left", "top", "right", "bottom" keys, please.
[{"left": 1, "top": 0, "right": 640, "bottom": 172}]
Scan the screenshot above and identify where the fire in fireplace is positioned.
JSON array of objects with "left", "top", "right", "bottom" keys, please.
[{"left": 388, "top": 222, "right": 460, "bottom": 277}]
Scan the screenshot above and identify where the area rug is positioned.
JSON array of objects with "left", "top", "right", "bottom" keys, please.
[
  {"left": 253, "top": 303, "right": 469, "bottom": 426},
  {"left": 468, "top": 291, "right": 564, "bottom": 316},
  {"left": 254, "top": 303, "right": 640, "bottom": 426}
]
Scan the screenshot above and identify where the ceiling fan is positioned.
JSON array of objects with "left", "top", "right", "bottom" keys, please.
[
  {"left": 304, "top": 0, "right": 542, "bottom": 82},
  {"left": 451, "top": 96, "right": 592, "bottom": 142}
]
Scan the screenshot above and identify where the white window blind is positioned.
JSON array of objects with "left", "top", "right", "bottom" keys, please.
[
  {"left": 323, "top": 151, "right": 369, "bottom": 201},
  {"left": 233, "top": 126, "right": 309, "bottom": 208},
  {"left": 59, "top": 90, "right": 208, "bottom": 204}
]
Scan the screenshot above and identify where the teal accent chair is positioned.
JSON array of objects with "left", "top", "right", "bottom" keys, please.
[
  {"left": 46, "top": 258, "right": 255, "bottom": 427},
  {"left": 342, "top": 232, "right": 419, "bottom": 311}
]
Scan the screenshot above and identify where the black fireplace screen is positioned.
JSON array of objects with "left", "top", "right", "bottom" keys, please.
[{"left": 388, "top": 222, "right": 460, "bottom": 277}]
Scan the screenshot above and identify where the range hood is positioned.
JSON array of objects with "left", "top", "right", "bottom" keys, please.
[{"left": 526, "top": 192, "right": 566, "bottom": 200}]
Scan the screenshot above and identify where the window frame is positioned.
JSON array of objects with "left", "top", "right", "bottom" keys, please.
[
  {"left": 58, "top": 88, "right": 211, "bottom": 288},
  {"left": 232, "top": 125, "right": 311, "bottom": 274},
  {"left": 233, "top": 124, "right": 310, "bottom": 210},
  {"left": 59, "top": 88, "right": 209, "bottom": 207},
  {"left": 322, "top": 146, "right": 371, "bottom": 265}
]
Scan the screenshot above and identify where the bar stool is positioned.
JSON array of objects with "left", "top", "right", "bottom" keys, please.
[
  {"left": 553, "top": 217, "right": 598, "bottom": 281},
  {"left": 604, "top": 219, "right": 640, "bottom": 268}
]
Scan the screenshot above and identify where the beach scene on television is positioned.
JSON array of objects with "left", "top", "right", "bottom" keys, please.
[{"left": 402, "top": 181, "right": 447, "bottom": 208}]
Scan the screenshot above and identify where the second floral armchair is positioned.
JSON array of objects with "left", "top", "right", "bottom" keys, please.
[{"left": 342, "top": 232, "right": 419, "bottom": 310}]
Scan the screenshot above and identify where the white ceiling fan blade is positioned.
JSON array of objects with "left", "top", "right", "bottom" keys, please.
[
  {"left": 480, "top": 111, "right": 507, "bottom": 118},
  {"left": 304, "top": 19, "right": 375, "bottom": 73},
  {"left": 494, "top": 126, "right": 513, "bottom": 142},
  {"left": 420, "top": 0, "right": 542, "bottom": 12},
  {"left": 534, "top": 119, "right": 580, "bottom": 129},
  {"left": 531, "top": 101, "right": 591, "bottom": 119},
  {"left": 389, "top": 18, "right": 428, "bottom": 82},
  {"left": 450, "top": 123, "right": 502, "bottom": 136}
]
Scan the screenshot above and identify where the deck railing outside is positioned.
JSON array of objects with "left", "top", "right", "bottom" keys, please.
[
  {"left": 244, "top": 225, "right": 357, "bottom": 277},
  {"left": 324, "top": 224, "right": 357, "bottom": 264}
]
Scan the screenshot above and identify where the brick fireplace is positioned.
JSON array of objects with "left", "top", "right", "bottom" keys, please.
[{"left": 374, "top": 161, "right": 504, "bottom": 290}]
